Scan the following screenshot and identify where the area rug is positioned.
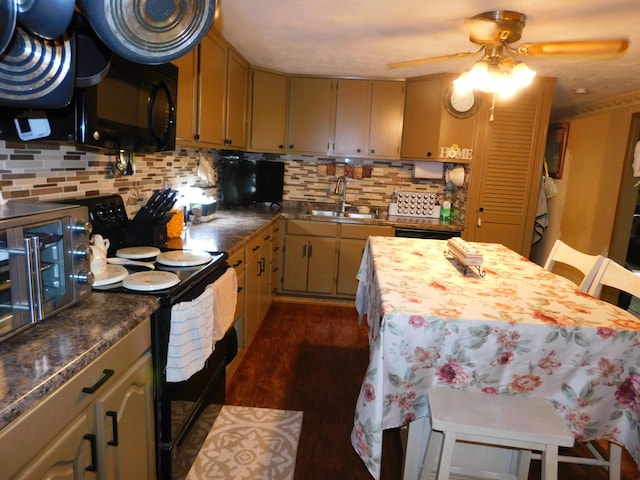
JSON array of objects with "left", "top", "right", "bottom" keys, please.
[{"left": 185, "top": 405, "right": 303, "bottom": 480}]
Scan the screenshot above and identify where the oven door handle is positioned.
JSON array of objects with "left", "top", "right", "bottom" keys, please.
[{"left": 24, "top": 236, "right": 44, "bottom": 323}]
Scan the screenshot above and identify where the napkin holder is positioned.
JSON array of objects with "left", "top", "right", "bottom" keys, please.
[{"left": 445, "top": 237, "right": 485, "bottom": 277}]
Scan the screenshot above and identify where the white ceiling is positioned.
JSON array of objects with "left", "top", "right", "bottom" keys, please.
[{"left": 215, "top": 0, "right": 640, "bottom": 116}]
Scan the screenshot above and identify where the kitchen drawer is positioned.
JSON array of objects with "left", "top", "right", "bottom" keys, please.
[
  {"left": 228, "top": 248, "right": 245, "bottom": 275},
  {"left": 0, "top": 318, "right": 151, "bottom": 479},
  {"left": 340, "top": 224, "right": 394, "bottom": 240},
  {"left": 286, "top": 219, "right": 339, "bottom": 237},
  {"left": 246, "top": 225, "right": 272, "bottom": 258}
]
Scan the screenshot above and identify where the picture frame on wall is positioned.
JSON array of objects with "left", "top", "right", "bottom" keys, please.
[{"left": 545, "top": 123, "right": 569, "bottom": 179}]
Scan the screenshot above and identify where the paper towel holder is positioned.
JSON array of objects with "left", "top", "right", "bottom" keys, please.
[{"left": 446, "top": 166, "right": 465, "bottom": 187}]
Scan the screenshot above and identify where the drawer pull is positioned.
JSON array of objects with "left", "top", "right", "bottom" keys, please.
[
  {"left": 82, "top": 369, "right": 115, "bottom": 394},
  {"left": 106, "top": 411, "right": 119, "bottom": 446},
  {"left": 84, "top": 434, "right": 98, "bottom": 472},
  {"left": 232, "top": 259, "right": 243, "bottom": 267}
]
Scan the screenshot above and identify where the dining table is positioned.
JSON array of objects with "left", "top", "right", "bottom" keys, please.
[{"left": 351, "top": 236, "right": 640, "bottom": 480}]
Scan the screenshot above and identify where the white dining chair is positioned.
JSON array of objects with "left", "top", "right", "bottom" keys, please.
[
  {"left": 588, "top": 257, "right": 640, "bottom": 301},
  {"left": 533, "top": 257, "right": 640, "bottom": 480},
  {"left": 543, "top": 239, "right": 604, "bottom": 291}
]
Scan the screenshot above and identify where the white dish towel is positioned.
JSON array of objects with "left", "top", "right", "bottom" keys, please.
[
  {"left": 166, "top": 267, "right": 238, "bottom": 383},
  {"left": 211, "top": 267, "right": 238, "bottom": 342}
]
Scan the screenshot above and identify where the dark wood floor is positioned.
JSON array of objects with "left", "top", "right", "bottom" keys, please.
[{"left": 226, "top": 301, "right": 639, "bottom": 480}]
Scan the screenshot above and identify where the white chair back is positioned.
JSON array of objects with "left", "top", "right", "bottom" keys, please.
[
  {"left": 543, "top": 239, "right": 604, "bottom": 291},
  {"left": 588, "top": 258, "right": 640, "bottom": 300}
]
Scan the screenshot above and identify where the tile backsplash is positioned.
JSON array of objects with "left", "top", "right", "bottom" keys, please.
[{"left": 0, "top": 140, "right": 467, "bottom": 219}]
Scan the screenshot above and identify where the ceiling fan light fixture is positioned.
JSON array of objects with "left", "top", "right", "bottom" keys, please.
[{"left": 453, "top": 56, "right": 535, "bottom": 98}]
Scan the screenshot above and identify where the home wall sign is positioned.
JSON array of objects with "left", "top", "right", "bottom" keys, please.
[{"left": 440, "top": 143, "right": 473, "bottom": 160}]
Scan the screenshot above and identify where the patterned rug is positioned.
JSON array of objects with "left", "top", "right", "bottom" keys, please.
[{"left": 185, "top": 405, "right": 303, "bottom": 480}]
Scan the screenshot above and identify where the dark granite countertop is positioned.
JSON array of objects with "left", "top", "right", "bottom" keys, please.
[
  {"left": 166, "top": 205, "right": 463, "bottom": 253},
  {"left": 0, "top": 293, "right": 158, "bottom": 432}
]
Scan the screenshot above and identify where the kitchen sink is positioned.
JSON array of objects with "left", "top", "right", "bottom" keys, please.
[
  {"left": 308, "top": 209, "right": 377, "bottom": 219},
  {"left": 344, "top": 212, "right": 377, "bottom": 219},
  {"left": 310, "top": 209, "right": 341, "bottom": 217}
]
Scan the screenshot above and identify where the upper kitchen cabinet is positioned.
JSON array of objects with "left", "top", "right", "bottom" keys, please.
[
  {"left": 333, "top": 79, "right": 405, "bottom": 159},
  {"left": 463, "top": 77, "right": 555, "bottom": 258},
  {"left": 401, "top": 73, "right": 479, "bottom": 162},
  {"left": 174, "top": 31, "right": 248, "bottom": 149},
  {"left": 225, "top": 48, "right": 249, "bottom": 149},
  {"left": 248, "top": 68, "right": 289, "bottom": 153},
  {"left": 287, "top": 77, "right": 336, "bottom": 155}
]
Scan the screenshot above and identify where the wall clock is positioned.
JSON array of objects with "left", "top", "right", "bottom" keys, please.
[{"left": 444, "top": 87, "right": 481, "bottom": 119}]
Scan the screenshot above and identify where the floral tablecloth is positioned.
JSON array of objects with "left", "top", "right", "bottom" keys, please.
[{"left": 351, "top": 237, "right": 640, "bottom": 480}]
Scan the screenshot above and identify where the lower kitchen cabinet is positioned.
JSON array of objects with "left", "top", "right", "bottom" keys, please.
[
  {"left": 2, "top": 319, "right": 154, "bottom": 480},
  {"left": 96, "top": 353, "right": 155, "bottom": 480},
  {"left": 282, "top": 220, "right": 339, "bottom": 294},
  {"left": 245, "top": 225, "right": 273, "bottom": 347},
  {"left": 337, "top": 224, "right": 395, "bottom": 295}
]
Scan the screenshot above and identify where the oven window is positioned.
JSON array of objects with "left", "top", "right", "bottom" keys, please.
[{"left": 24, "top": 221, "right": 66, "bottom": 304}]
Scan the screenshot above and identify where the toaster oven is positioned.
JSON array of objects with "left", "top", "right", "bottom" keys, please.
[{"left": 0, "top": 202, "right": 94, "bottom": 342}]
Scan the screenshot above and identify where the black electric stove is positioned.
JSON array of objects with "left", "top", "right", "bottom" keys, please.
[{"left": 65, "top": 194, "right": 236, "bottom": 480}]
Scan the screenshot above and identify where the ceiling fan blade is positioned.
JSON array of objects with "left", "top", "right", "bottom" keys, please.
[
  {"left": 517, "top": 39, "right": 629, "bottom": 56},
  {"left": 387, "top": 49, "right": 481, "bottom": 70}
]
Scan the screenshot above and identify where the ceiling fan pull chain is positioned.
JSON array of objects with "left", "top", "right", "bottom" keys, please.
[{"left": 490, "top": 93, "right": 496, "bottom": 122}]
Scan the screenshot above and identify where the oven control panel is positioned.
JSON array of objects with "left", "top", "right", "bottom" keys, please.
[{"left": 389, "top": 191, "right": 441, "bottom": 218}]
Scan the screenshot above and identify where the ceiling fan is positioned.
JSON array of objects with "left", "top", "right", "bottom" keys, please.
[{"left": 387, "top": 10, "right": 629, "bottom": 70}]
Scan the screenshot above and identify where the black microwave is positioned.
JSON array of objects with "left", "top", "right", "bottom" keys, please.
[{"left": 0, "top": 55, "right": 178, "bottom": 153}]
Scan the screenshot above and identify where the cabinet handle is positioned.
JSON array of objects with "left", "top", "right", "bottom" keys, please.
[
  {"left": 370, "top": 148, "right": 375, "bottom": 154},
  {"left": 83, "top": 434, "right": 98, "bottom": 472},
  {"left": 106, "top": 411, "right": 119, "bottom": 447},
  {"left": 232, "top": 259, "right": 243, "bottom": 267},
  {"left": 82, "top": 369, "right": 115, "bottom": 394},
  {"left": 288, "top": 144, "right": 294, "bottom": 149},
  {"left": 252, "top": 245, "right": 260, "bottom": 252},
  {"left": 237, "top": 286, "right": 243, "bottom": 293},
  {"left": 263, "top": 234, "right": 271, "bottom": 241},
  {"left": 224, "top": 138, "right": 232, "bottom": 145},
  {"left": 278, "top": 145, "right": 284, "bottom": 149},
  {"left": 302, "top": 244, "right": 307, "bottom": 258},
  {"left": 308, "top": 244, "right": 313, "bottom": 258},
  {"left": 356, "top": 148, "right": 361, "bottom": 153}
]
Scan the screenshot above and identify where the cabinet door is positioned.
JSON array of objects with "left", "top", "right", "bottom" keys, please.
[
  {"left": 225, "top": 49, "right": 248, "bottom": 149},
  {"left": 97, "top": 353, "right": 155, "bottom": 480},
  {"left": 199, "top": 32, "right": 227, "bottom": 145},
  {"left": 173, "top": 49, "right": 198, "bottom": 143},
  {"left": 337, "top": 224, "right": 395, "bottom": 295},
  {"left": 337, "top": 238, "right": 367, "bottom": 296},
  {"left": 333, "top": 79, "right": 372, "bottom": 156},
  {"left": 307, "top": 237, "right": 337, "bottom": 294},
  {"left": 369, "top": 81, "right": 405, "bottom": 159},
  {"left": 401, "top": 76, "right": 442, "bottom": 160},
  {"left": 249, "top": 69, "right": 288, "bottom": 153},
  {"left": 245, "top": 249, "right": 262, "bottom": 346},
  {"left": 282, "top": 235, "right": 309, "bottom": 293},
  {"left": 16, "top": 412, "right": 95, "bottom": 480},
  {"left": 287, "top": 77, "right": 335, "bottom": 154}
]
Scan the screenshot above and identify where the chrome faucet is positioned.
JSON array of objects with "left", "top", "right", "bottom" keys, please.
[{"left": 334, "top": 176, "right": 350, "bottom": 213}]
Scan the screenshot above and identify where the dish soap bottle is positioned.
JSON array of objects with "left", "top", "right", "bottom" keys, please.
[{"left": 440, "top": 193, "right": 452, "bottom": 223}]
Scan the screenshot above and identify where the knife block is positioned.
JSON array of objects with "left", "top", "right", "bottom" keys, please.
[{"left": 123, "top": 213, "right": 173, "bottom": 248}]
